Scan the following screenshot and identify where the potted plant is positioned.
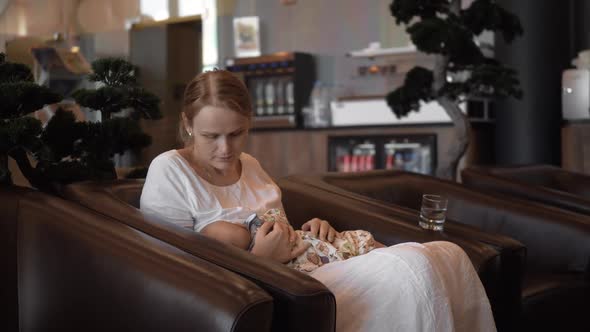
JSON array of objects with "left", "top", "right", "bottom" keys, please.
[
  {"left": 0, "top": 55, "right": 161, "bottom": 192},
  {"left": 0, "top": 53, "right": 61, "bottom": 190},
  {"left": 71, "top": 58, "right": 162, "bottom": 179},
  {"left": 387, "top": 0, "right": 523, "bottom": 179}
]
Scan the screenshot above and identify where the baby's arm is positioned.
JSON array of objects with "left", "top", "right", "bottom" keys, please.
[{"left": 201, "top": 221, "right": 252, "bottom": 250}]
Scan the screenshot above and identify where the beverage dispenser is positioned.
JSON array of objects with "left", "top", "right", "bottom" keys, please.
[{"left": 226, "top": 52, "right": 315, "bottom": 128}]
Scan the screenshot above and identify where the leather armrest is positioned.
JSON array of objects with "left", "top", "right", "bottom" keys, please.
[
  {"left": 16, "top": 190, "right": 273, "bottom": 331},
  {"left": 462, "top": 167, "right": 590, "bottom": 216},
  {"left": 61, "top": 180, "right": 336, "bottom": 332},
  {"left": 0, "top": 186, "right": 35, "bottom": 331}
]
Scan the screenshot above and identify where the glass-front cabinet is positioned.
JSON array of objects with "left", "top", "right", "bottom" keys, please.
[{"left": 328, "top": 134, "right": 437, "bottom": 175}]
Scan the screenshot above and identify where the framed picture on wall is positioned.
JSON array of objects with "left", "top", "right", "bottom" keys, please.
[{"left": 233, "top": 16, "right": 261, "bottom": 58}]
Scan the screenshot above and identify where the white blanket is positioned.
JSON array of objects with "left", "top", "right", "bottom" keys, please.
[{"left": 310, "top": 241, "right": 496, "bottom": 332}]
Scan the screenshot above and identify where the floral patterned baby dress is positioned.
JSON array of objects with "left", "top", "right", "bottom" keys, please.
[{"left": 257, "top": 209, "right": 377, "bottom": 273}]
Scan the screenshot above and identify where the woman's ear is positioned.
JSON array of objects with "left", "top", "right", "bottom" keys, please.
[{"left": 181, "top": 112, "right": 191, "bottom": 134}]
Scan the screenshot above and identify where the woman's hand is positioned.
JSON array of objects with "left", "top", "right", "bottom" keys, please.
[
  {"left": 286, "top": 222, "right": 297, "bottom": 245},
  {"left": 301, "top": 218, "right": 338, "bottom": 242},
  {"left": 251, "top": 221, "right": 309, "bottom": 263}
]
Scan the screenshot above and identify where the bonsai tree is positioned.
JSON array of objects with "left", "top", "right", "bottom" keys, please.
[
  {"left": 387, "top": 0, "right": 523, "bottom": 179},
  {"left": 0, "top": 53, "right": 62, "bottom": 188},
  {"left": 56, "top": 57, "right": 162, "bottom": 182},
  {"left": 0, "top": 55, "right": 161, "bottom": 192}
]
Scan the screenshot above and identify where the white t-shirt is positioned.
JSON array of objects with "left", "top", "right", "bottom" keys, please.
[{"left": 140, "top": 150, "right": 284, "bottom": 232}]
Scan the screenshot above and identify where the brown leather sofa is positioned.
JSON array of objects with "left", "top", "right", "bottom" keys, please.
[
  {"left": 462, "top": 165, "right": 590, "bottom": 216},
  {"left": 1, "top": 186, "right": 273, "bottom": 332},
  {"left": 60, "top": 180, "right": 336, "bottom": 332},
  {"left": 290, "top": 170, "right": 590, "bottom": 332},
  {"left": 61, "top": 179, "right": 505, "bottom": 331}
]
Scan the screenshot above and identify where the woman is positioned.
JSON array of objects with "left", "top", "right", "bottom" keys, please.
[{"left": 140, "top": 69, "right": 496, "bottom": 332}]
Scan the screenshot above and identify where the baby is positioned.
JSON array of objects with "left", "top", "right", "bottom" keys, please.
[{"left": 203, "top": 208, "right": 377, "bottom": 273}]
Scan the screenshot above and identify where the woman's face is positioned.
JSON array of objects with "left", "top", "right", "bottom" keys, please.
[{"left": 186, "top": 105, "right": 250, "bottom": 171}]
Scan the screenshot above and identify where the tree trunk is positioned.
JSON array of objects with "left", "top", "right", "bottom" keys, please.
[
  {"left": 8, "top": 147, "right": 44, "bottom": 190},
  {"left": 432, "top": 0, "right": 470, "bottom": 181},
  {"left": 436, "top": 97, "right": 471, "bottom": 180}
]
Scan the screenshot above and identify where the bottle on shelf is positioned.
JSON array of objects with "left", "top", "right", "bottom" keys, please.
[
  {"left": 275, "top": 78, "right": 285, "bottom": 114},
  {"left": 285, "top": 78, "right": 295, "bottom": 114},
  {"left": 254, "top": 78, "right": 265, "bottom": 116},
  {"left": 264, "top": 78, "right": 275, "bottom": 115}
]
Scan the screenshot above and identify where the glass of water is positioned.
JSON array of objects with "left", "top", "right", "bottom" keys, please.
[{"left": 419, "top": 194, "right": 448, "bottom": 231}]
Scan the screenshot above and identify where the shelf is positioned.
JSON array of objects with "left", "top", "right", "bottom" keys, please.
[{"left": 346, "top": 45, "right": 418, "bottom": 58}]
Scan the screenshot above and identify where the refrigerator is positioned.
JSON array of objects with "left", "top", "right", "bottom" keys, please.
[{"left": 328, "top": 134, "right": 437, "bottom": 175}]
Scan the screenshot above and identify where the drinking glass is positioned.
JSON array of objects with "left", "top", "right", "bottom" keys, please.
[{"left": 418, "top": 194, "right": 448, "bottom": 231}]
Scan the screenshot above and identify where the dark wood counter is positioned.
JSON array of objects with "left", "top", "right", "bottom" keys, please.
[{"left": 562, "top": 121, "right": 590, "bottom": 174}]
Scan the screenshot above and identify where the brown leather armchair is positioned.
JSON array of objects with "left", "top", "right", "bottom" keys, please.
[
  {"left": 60, "top": 180, "right": 336, "bottom": 332},
  {"left": 0, "top": 186, "right": 273, "bottom": 332},
  {"left": 462, "top": 165, "right": 590, "bottom": 216},
  {"left": 62, "top": 179, "right": 505, "bottom": 332},
  {"left": 278, "top": 177, "right": 521, "bottom": 332},
  {"left": 289, "top": 170, "right": 590, "bottom": 332}
]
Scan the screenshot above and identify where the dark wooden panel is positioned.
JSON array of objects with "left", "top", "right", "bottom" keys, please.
[{"left": 562, "top": 122, "right": 590, "bottom": 174}]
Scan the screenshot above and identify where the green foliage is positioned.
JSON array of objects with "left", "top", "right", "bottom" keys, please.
[
  {"left": 43, "top": 57, "right": 160, "bottom": 185},
  {"left": 73, "top": 86, "right": 128, "bottom": 118},
  {"left": 407, "top": 16, "right": 483, "bottom": 65},
  {"left": 127, "top": 87, "right": 163, "bottom": 120},
  {"left": 0, "top": 52, "right": 61, "bottom": 120},
  {"left": 73, "top": 58, "right": 161, "bottom": 120},
  {"left": 0, "top": 82, "right": 62, "bottom": 119},
  {"left": 34, "top": 109, "right": 152, "bottom": 186},
  {"left": 79, "top": 117, "right": 151, "bottom": 158},
  {"left": 387, "top": 0, "right": 523, "bottom": 116},
  {"left": 0, "top": 116, "right": 43, "bottom": 153},
  {"left": 88, "top": 58, "right": 138, "bottom": 86},
  {"left": 73, "top": 85, "right": 162, "bottom": 120},
  {"left": 389, "top": 0, "right": 449, "bottom": 25},
  {"left": 39, "top": 109, "right": 86, "bottom": 161},
  {"left": 462, "top": 0, "right": 523, "bottom": 43},
  {"left": 0, "top": 54, "right": 160, "bottom": 189},
  {"left": 441, "top": 60, "right": 523, "bottom": 99},
  {"left": 0, "top": 52, "right": 62, "bottom": 187},
  {"left": 386, "top": 67, "right": 434, "bottom": 118},
  {"left": 0, "top": 63, "right": 34, "bottom": 83}
]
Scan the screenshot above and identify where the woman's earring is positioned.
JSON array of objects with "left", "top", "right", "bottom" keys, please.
[{"left": 188, "top": 130, "right": 192, "bottom": 137}]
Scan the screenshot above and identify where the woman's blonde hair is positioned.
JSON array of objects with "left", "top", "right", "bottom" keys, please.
[{"left": 179, "top": 69, "right": 253, "bottom": 145}]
